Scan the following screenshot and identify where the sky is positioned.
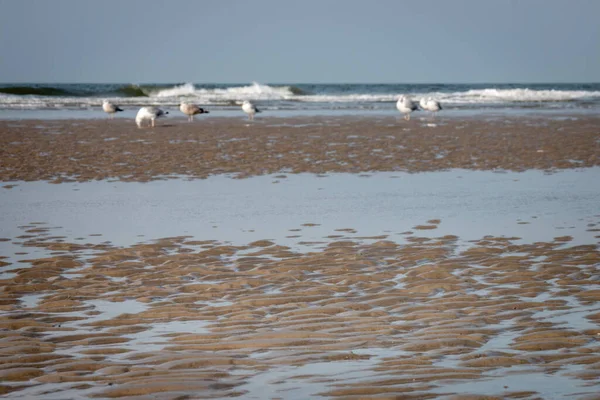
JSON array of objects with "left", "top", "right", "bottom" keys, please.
[{"left": 1, "top": 0, "right": 599, "bottom": 83}]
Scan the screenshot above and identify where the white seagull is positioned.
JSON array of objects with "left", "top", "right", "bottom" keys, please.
[
  {"left": 421, "top": 97, "right": 442, "bottom": 118},
  {"left": 135, "top": 106, "right": 168, "bottom": 128},
  {"left": 241, "top": 100, "right": 261, "bottom": 121},
  {"left": 180, "top": 102, "right": 209, "bottom": 122},
  {"left": 396, "top": 96, "right": 418, "bottom": 120},
  {"left": 102, "top": 100, "right": 123, "bottom": 119}
]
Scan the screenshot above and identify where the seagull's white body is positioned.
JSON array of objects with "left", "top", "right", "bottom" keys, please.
[
  {"left": 426, "top": 98, "right": 442, "bottom": 112},
  {"left": 421, "top": 98, "right": 442, "bottom": 117},
  {"left": 241, "top": 100, "right": 260, "bottom": 120},
  {"left": 396, "top": 96, "right": 418, "bottom": 120},
  {"left": 179, "top": 102, "right": 209, "bottom": 122},
  {"left": 102, "top": 100, "right": 123, "bottom": 119},
  {"left": 135, "top": 106, "right": 168, "bottom": 128}
]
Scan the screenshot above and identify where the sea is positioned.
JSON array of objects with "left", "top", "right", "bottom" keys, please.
[{"left": 1, "top": 82, "right": 599, "bottom": 119}]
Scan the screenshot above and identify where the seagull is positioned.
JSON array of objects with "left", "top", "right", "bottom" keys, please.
[
  {"left": 421, "top": 97, "right": 442, "bottom": 118},
  {"left": 102, "top": 100, "right": 123, "bottom": 119},
  {"left": 426, "top": 98, "right": 442, "bottom": 117},
  {"left": 135, "top": 106, "right": 168, "bottom": 128},
  {"left": 241, "top": 100, "right": 261, "bottom": 121},
  {"left": 180, "top": 102, "right": 209, "bottom": 122},
  {"left": 396, "top": 96, "right": 418, "bottom": 120}
]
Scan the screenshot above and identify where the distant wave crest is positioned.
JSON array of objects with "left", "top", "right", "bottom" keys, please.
[
  {"left": 0, "top": 84, "right": 150, "bottom": 97},
  {"left": 295, "top": 88, "right": 600, "bottom": 104},
  {"left": 1, "top": 83, "right": 599, "bottom": 110},
  {"left": 149, "top": 82, "right": 302, "bottom": 101},
  {"left": 4, "top": 84, "right": 597, "bottom": 103},
  {"left": 150, "top": 83, "right": 197, "bottom": 98},
  {"left": 115, "top": 84, "right": 149, "bottom": 97},
  {"left": 0, "top": 86, "right": 72, "bottom": 96},
  {"left": 449, "top": 88, "right": 600, "bottom": 103}
]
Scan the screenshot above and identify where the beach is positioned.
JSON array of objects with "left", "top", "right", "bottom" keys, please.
[
  {"left": 1, "top": 114, "right": 600, "bottom": 399},
  {"left": 1, "top": 115, "right": 599, "bottom": 182}
]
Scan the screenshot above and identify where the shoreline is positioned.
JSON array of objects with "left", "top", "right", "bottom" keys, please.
[{"left": 1, "top": 106, "right": 600, "bottom": 121}]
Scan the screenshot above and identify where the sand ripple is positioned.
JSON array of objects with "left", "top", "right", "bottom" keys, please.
[{"left": 1, "top": 224, "right": 599, "bottom": 398}]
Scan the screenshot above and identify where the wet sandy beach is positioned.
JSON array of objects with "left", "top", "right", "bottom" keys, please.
[
  {"left": 1, "top": 116, "right": 599, "bottom": 399},
  {"left": 1, "top": 115, "right": 599, "bottom": 182}
]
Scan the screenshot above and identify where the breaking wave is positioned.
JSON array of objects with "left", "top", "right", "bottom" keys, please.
[
  {"left": 0, "top": 84, "right": 150, "bottom": 97},
  {"left": 294, "top": 88, "right": 600, "bottom": 104},
  {"left": 445, "top": 88, "right": 600, "bottom": 104},
  {"left": 150, "top": 83, "right": 197, "bottom": 98},
  {"left": 114, "top": 85, "right": 149, "bottom": 97},
  {"left": 0, "top": 86, "right": 72, "bottom": 96},
  {"left": 149, "top": 82, "right": 303, "bottom": 101},
  {"left": 1, "top": 82, "right": 599, "bottom": 110}
]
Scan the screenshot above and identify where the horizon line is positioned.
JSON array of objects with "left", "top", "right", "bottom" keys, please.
[{"left": 1, "top": 81, "right": 599, "bottom": 85}]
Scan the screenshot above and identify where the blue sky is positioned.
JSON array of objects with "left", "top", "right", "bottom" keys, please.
[{"left": 1, "top": 0, "right": 599, "bottom": 83}]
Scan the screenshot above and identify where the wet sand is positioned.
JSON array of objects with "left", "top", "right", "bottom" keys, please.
[
  {"left": 1, "top": 116, "right": 600, "bottom": 399},
  {"left": 1, "top": 115, "right": 599, "bottom": 183}
]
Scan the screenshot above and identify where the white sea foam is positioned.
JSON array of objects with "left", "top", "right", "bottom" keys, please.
[
  {"left": 208, "top": 82, "right": 295, "bottom": 99},
  {"left": 150, "top": 82, "right": 295, "bottom": 102},
  {"left": 444, "top": 88, "right": 600, "bottom": 104},
  {"left": 149, "top": 86, "right": 599, "bottom": 104},
  {"left": 271, "top": 88, "right": 600, "bottom": 105},
  {"left": 151, "top": 82, "right": 197, "bottom": 98},
  {"left": 294, "top": 94, "right": 398, "bottom": 103}
]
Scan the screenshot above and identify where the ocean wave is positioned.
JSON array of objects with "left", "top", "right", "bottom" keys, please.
[
  {"left": 0, "top": 84, "right": 151, "bottom": 98},
  {"left": 150, "top": 83, "right": 197, "bottom": 97},
  {"left": 289, "top": 86, "right": 309, "bottom": 95},
  {"left": 445, "top": 88, "right": 600, "bottom": 103},
  {"left": 114, "top": 84, "right": 149, "bottom": 97},
  {"left": 3, "top": 83, "right": 598, "bottom": 103},
  {"left": 0, "top": 86, "right": 72, "bottom": 96},
  {"left": 1, "top": 84, "right": 599, "bottom": 110},
  {"left": 293, "top": 94, "right": 397, "bottom": 103},
  {"left": 266, "top": 88, "right": 600, "bottom": 104},
  {"left": 149, "top": 82, "right": 299, "bottom": 101}
]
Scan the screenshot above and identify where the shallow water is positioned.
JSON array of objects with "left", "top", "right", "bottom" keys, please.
[
  {"left": 1, "top": 169, "right": 598, "bottom": 259},
  {"left": 431, "top": 364, "right": 599, "bottom": 398}
]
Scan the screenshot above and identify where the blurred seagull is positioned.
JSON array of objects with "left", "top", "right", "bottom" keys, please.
[
  {"left": 396, "top": 96, "right": 418, "bottom": 120},
  {"left": 135, "top": 106, "right": 168, "bottom": 128},
  {"left": 242, "top": 100, "right": 261, "bottom": 121},
  {"left": 102, "top": 100, "right": 123, "bottom": 119},
  {"left": 180, "top": 102, "right": 209, "bottom": 122},
  {"left": 421, "top": 97, "right": 442, "bottom": 118}
]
